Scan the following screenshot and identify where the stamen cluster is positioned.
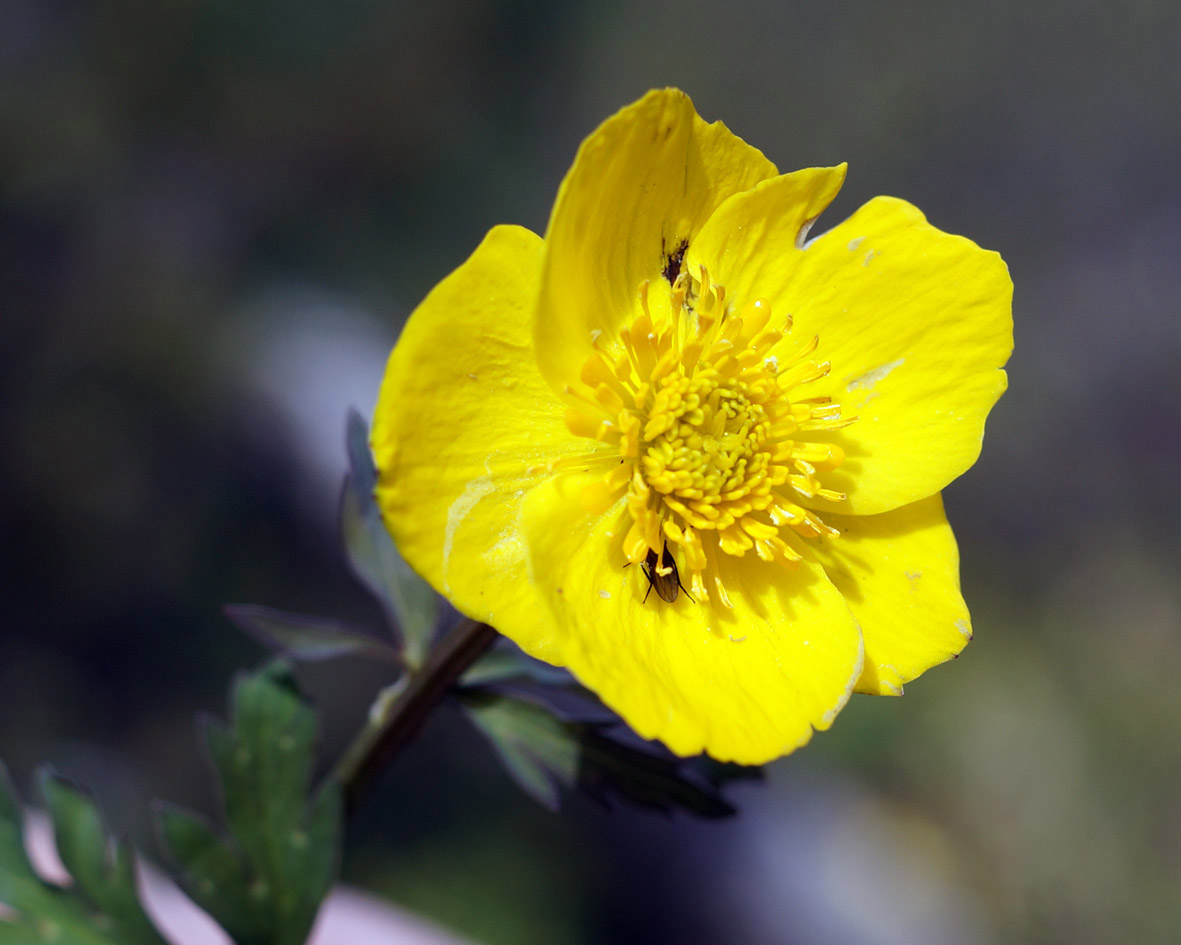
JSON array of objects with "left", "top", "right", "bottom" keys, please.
[{"left": 562, "top": 266, "right": 855, "bottom": 604}]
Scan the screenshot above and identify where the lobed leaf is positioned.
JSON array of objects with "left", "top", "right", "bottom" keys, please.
[
  {"left": 156, "top": 662, "right": 342, "bottom": 945},
  {"left": 153, "top": 805, "right": 261, "bottom": 943},
  {"left": 224, "top": 604, "right": 400, "bottom": 665},
  {"left": 341, "top": 409, "right": 439, "bottom": 668},
  {"left": 0, "top": 760, "right": 166, "bottom": 945},
  {"left": 460, "top": 690, "right": 745, "bottom": 818},
  {"left": 460, "top": 645, "right": 574, "bottom": 689}
]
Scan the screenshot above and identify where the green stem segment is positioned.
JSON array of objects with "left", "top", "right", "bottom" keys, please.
[{"left": 334, "top": 618, "right": 499, "bottom": 813}]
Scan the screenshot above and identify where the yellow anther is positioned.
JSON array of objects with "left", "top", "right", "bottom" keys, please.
[
  {"left": 559, "top": 267, "right": 855, "bottom": 603},
  {"left": 739, "top": 298, "right": 773, "bottom": 337},
  {"left": 740, "top": 517, "right": 779, "bottom": 541}
]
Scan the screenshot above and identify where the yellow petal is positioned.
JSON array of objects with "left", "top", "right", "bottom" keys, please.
[
  {"left": 691, "top": 184, "right": 1013, "bottom": 515},
  {"left": 535, "top": 88, "right": 778, "bottom": 394},
  {"left": 808, "top": 494, "right": 972, "bottom": 696},
  {"left": 516, "top": 471, "right": 864, "bottom": 764},
  {"left": 371, "top": 224, "right": 582, "bottom": 660},
  {"left": 684, "top": 163, "right": 849, "bottom": 280}
]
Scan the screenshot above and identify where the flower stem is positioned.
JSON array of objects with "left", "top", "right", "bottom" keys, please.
[{"left": 334, "top": 618, "right": 498, "bottom": 814}]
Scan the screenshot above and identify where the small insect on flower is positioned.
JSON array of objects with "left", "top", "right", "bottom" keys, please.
[
  {"left": 661, "top": 237, "right": 689, "bottom": 285},
  {"left": 641, "top": 542, "right": 694, "bottom": 604}
]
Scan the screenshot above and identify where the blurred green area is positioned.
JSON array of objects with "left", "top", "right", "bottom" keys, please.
[{"left": 2, "top": 1, "right": 1179, "bottom": 943}]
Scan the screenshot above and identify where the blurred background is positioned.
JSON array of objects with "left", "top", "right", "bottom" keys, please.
[{"left": 3, "top": 0, "right": 1179, "bottom": 942}]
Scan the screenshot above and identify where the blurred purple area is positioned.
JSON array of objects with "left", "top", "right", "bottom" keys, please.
[{"left": 2, "top": 1, "right": 1179, "bottom": 943}]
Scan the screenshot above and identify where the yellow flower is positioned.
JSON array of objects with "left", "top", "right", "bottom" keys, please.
[{"left": 372, "top": 89, "right": 1012, "bottom": 764}]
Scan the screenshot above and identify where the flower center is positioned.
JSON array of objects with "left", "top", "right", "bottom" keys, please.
[{"left": 561, "top": 266, "right": 855, "bottom": 605}]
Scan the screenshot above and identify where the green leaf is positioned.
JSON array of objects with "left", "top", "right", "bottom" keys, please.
[
  {"left": 462, "top": 693, "right": 574, "bottom": 811},
  {"left": 157, "top": 662, "right": 342, "bottom": 945},
  {"left": 341, "top": 409, "right": 439, "bottom": 668},
  {"left": 460, "top": 691, "right": 744, "bottom": 818},
  {"left": 153, "top": 806, "right": 258, "bottom": 941},
  {"left": 0, "top": 760, "right": 167, "bottom": 945},
  {"left": 460, "top": 645, "right": 573, "bottom": 689},
  {"left": 224, "top": 604, "right": 401, "bottom": 665}
]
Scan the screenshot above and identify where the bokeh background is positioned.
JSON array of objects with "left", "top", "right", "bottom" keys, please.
[{"left": 3, "top": 1, "right": 1180, "bottom": 942}]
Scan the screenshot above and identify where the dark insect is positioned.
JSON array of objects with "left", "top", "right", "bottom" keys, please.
[
  {"left": 641, "top": 541, "right": 694, "bottom": 604},
  {"left": 661, "top": 238, "right": 689, "bottom": 285}
]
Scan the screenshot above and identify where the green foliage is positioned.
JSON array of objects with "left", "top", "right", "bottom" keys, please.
[
  {"left": 460, "top": 688, "right": 748, "bottom": 818},
  {"left": 156, "top": 662, "right": 341, "bottom": 945},
  {"left": 460, "top": 644, "right": 574, "bottom": 689},
  {"left": 1, "top": 665, "right": 343, "bottom": 945},
  {"left": 224, "top": 604, "right": 400, "bottom": 664},
  {"left": 0, "top": 762, "right": 166, "bottom": 945},
  {"left": 341, "top": 409, "right": 439, "bottom": 668},
  {"left": 226, "top": 412, "right": 440, "bottom": 672}
]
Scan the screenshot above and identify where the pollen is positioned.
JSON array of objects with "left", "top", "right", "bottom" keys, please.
[{"left": 562, "top": 266, "right": 856, "bottom": 605}]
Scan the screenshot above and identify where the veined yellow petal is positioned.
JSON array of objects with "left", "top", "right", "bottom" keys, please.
[
  {"left": 371, "top": 225, "right": 588, "bottom": 660},
  {"left": 517, "top": 473, "right": 864, "bottom": 764},
  {"left": 372, "top": 90, "right": 1011, "bottom": 765},
  {"left": 808, "top": 494, "right": 971, "bottom": 696},
  {"left": 691, "top": 183, "right": 1012, "bottom": 515},
  {"left": 685, "top": 164, "right": 848, "bottom": 282},
  {"left": 536, "top": 88, "right": 778, "bottom": 395}
]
